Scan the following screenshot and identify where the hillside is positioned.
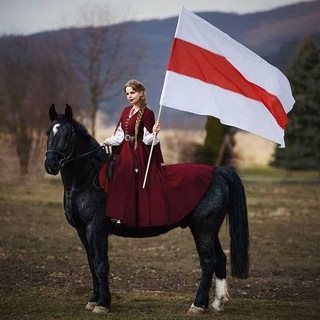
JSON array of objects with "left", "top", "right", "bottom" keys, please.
[
  {"left": 1, "top": 0, "right": 320, "bottom": 129},
  {"left": 126, "top": 0, "right": 320, "bottom": 128}
]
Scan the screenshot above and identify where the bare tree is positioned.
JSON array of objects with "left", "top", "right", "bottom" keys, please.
[
  {"left": 0, "top": 34, "right": 79, "bottom": 176},
  {"left": 28, "top": 36, "right": 81, "bottom": 172},
  {"left": 72, "top": 4, "right": 144, "bottom": 137},
  {"left": 0, "top": 36, "right": 34, "bottom": 175}
]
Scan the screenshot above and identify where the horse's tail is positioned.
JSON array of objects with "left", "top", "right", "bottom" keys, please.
[{"left": 218, "top": 167, "right": 249, "bottom": 279}]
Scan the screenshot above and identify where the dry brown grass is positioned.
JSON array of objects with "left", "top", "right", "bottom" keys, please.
[{"left": 1, "top": 170, "right": 320, "bottom": 319}]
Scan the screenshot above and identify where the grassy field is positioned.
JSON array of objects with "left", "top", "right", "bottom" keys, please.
[{"left": 0, "top": 169, "right": 319, "bottom": 319}]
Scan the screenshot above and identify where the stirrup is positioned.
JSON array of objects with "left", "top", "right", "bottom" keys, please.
[{"left": 111, "top": 219, "right": 122, "bottom": 226}]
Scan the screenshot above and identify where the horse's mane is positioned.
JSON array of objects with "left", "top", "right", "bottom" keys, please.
[
  {"left": 71, "top": 118, "right": 89, "bottom": 137},
  {"left": 70, "top": 118, "right": 100, "bottom": 149}
]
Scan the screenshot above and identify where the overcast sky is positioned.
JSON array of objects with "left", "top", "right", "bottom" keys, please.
[{"left": 0, "top": 0, "right": 315, "bottom": 36}]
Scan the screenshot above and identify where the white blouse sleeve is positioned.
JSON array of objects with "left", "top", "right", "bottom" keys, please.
[
  {"left": 142, "top": 127, "right": 160, "bottom": 145},
  {"left": 104, "top": 123, "right": 124, "bottom": 146}
]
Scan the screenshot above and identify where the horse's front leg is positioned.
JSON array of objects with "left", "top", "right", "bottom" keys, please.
[
  {"left": 77, "top": 231, "right": 100, "bottom": 310},
  {"left": 86, "top": 226, "right": 111, "bottom": 314}
]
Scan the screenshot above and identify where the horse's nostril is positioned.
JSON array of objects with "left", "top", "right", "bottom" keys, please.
[{"left": 44, "top": 159, "right": 60, "bottom": 175}]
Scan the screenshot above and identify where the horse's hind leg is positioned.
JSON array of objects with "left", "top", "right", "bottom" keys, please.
[
  {"left": 187, "top": 228, "right": 216, "bottom": 315},
  {"left": 211, "top": 236, "right": 229, "bottom": 311}
]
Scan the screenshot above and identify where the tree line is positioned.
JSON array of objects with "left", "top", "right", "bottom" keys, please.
[{"left": 0, "top": 7, "right": 142, "bottom": 177}]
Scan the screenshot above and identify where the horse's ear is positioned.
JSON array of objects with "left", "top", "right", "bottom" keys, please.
[
  {"left": 49, "top": 104, "right": 58, "bottom": 122},
  {"left": 65, "top": 104, "right": 73, "bottom": 122}
]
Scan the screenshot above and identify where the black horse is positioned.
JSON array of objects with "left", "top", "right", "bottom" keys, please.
[{"left": 44, "top": 104, "right": 249, "bottom": 315}]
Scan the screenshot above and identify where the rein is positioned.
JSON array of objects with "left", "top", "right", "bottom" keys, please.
[{"left": 60, "top": 145, "right": 105, "bottom": 167}]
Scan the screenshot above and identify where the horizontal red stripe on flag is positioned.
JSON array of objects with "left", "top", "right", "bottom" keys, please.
[{"left": 167, "top": 38, "right": 288, "bottom": 129}]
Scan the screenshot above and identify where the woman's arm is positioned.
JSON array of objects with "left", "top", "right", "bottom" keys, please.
[
  {"left": 142, "top": 109, "right": 160, "bottom": 145},
  {"left": 104, "top": 123, "right": 124, "bottom": 146},
  {"left": 142, "top": 127, "right": 160, "bottom": 145}
]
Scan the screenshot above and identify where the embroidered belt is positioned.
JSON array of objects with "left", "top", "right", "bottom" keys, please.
[
  {"left": 124, "top": 134, "right": 135, "bottom": 142},
  {"left": 124, "top": 134, "right": 142, "bottom": 142}
]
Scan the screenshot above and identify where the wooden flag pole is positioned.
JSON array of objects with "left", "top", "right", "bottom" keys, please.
[{"left": 142, "top": 105, "right": 163, "bottom": 189}]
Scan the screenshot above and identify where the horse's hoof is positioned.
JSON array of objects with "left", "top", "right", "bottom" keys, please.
[
  {"left": 93, "top": 305, "right": 110, "bottom": 314},
  {"left": 187, "top": 303, "right": 205, "bottom": 315},
  {"left": 85, "top": 301, "right": 97, "bottom": 310},
  {"left": 211, "top": 295, "right": 229, "bottom": 311},
  {"left": 211, "top": 299, "right": 223, "bottom": 311}
]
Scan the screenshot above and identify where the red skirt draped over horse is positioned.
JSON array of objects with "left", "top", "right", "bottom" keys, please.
[{"left": 100, "top": 106, "right": 214, "bottom": 227}]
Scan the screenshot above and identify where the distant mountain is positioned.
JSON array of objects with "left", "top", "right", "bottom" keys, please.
[
  {"left": 3, "top": 0, "right": 320, "bottom": 129},
  {"left": 126, "top": 0, "right": 320, "bottom": 128}
]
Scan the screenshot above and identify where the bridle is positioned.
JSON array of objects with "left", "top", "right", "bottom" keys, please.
[
  {"left": 46, "top": 127, "right": 105, "bottom": 168},
  {"left": 45, "top": 127, "right": 76, "bottom": 168}
]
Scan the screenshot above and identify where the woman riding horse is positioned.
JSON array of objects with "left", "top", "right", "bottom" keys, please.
[{"left": 44, "top": 103, "right": 249, "bottom": 315}]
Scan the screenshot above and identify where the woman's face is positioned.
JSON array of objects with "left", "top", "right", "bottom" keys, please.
[{"left": 125, "top": 86, "right": 143, "bottom": 107}]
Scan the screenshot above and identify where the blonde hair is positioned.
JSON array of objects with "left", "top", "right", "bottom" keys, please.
[{"left": 123, "top": 79, "right": 147, "bottom": 149}]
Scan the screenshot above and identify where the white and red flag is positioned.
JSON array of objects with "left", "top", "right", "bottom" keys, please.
[{"left": 159, "top": 7, "right": 295, "bottom": 147}]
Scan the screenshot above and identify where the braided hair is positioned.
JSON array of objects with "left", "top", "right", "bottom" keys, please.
[{"left": 123, "top": 80, "right": 147, "bottom": 149}]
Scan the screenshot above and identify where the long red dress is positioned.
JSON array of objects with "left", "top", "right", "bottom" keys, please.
[{"left": 102, "top": 106, "right": 214, "bottom": 227}]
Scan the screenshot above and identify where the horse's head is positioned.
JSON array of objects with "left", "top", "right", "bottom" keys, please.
[{"left": 45, "top": 104, "right": 75, "bottom": 175}]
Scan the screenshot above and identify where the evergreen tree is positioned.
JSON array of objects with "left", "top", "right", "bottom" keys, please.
[
  {"left": 194, "top": 116, "right": 230, "bottom": 165},
  {"left": 271, "top": 37, "right": 320, "bottom": 170}
]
